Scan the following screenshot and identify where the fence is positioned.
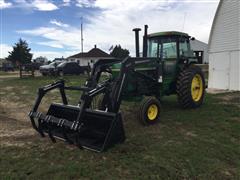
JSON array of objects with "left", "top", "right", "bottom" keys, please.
[{"left": 19, "top": 64, "right": 35, "bottom": 78}]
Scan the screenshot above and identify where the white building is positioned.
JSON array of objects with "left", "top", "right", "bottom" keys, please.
[
  {"left": 68, "top": 45, "right": 112, "bottom": 67},
  {"left": 190, "top": 39, "right": 208, "bottom": 64},
  {"left": 33, "top": 56, "right": 48, "bottom": 64},
  {"left": 208, "top": 0, "right": 240, "bottom": 90}
]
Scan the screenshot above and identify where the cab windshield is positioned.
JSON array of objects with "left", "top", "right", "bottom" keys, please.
[{"left": 147, "top": 37, "right": 177, "bottom": 59}]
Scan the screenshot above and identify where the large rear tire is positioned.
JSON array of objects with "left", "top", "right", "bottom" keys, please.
[
  {"left": 138, "top": 96, "right": 161, "bottom": 125},
  {"left": 176, "top": 66, "right": 205, "bottom": 108}
]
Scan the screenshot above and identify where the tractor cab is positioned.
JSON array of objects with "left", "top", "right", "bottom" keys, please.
[
  {"left": 133, "top": 27, "right": 198, "bottom": 95},
  {"left": 147, "top": 31, "right": 194, "bottom": 60},
  {"left": 146, "top": 32, "right": 196, "bottom": 91}
]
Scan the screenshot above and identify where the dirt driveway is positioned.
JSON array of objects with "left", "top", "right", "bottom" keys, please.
[{"left": 0, "top": 115, "right": 36, "bottom": 147}]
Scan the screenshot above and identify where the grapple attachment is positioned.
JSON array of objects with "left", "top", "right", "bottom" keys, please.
[
  {"left": 29, "top": 58, "right": 130, "bottom": 152},
  {"left": 30, "top": 103, "right": 125, "bottom": 152}
]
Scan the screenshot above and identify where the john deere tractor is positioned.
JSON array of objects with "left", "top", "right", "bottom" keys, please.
[{"left": 29, "top": 25, "right": 205, "bottom": 152}]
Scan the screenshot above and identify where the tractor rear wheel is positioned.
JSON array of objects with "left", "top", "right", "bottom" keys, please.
[
  {"left": 177, "top": 66, "right": 205, "bottom": 108},
  {"left": 138, "top": 96, "right": 161, "bottom": 125}
]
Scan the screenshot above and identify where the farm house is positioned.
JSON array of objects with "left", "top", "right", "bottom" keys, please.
[
  {"left": 208, "top": 0, "right": 240, "bottom": 90},
  {"left": 67, "top": 45, "right": 112, "bottom": 67}
]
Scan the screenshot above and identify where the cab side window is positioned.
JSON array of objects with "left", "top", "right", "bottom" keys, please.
[{"left": 179, "top": 39, "right": 190, "bottom": 57}]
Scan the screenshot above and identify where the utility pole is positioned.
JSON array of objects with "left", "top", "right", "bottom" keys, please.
[{"left": 81, "top": 17, "right": 84, "bottom": 53}]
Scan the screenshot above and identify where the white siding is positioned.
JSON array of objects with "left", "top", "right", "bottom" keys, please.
[
  {"left": 208, "top": 0, "right": 240, "bottom": 90},
  {"left": 209, "top": 0, "right": 240, "bottom": 52},
  {"left": 229, "top": 51, "right": 240, "bottom": 90}
]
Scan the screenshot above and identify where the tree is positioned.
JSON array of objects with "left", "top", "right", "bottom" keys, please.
[
  {"left": 110, "top": 45, "right": 129, "bottom": 59},
  {"left": 7, "top": 39, "right": 33, "bottom": 66}
]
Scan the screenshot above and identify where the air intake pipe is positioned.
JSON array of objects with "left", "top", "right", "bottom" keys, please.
[
  {"left": 142, "top": 25, "right": 148, "bottom": 57},
  {"left": 132, "top": 28, "right": 141, "bottom": 57}
]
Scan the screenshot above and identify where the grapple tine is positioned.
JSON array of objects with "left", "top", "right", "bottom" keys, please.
[
  {"left": 63, "top": 131, "right": 73, "bottom": 144},
  {"left": 29, "top": 111, "right": 45, "bottom": 137},
  {"left": 59, "top": 118, "right": 74, "bottom": 144},
  {"left": 45, "top": 115, "right": 57, "bottom": 143},
  {"left": 38, "top": 119, "right": 45, "bottom": 137},
  {"left": 75, "top": 134, "right": 84, "bottom": 149},
  {"left": 48, "top": 128, "right": 56, "bottom": 143}
]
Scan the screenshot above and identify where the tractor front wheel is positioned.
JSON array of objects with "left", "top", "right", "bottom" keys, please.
[
  {"left": 138, "top": 96, "right": 161, "bottom": 125},
  {"left": 177, "top": 66, "right": 205, "bottom": 108}
]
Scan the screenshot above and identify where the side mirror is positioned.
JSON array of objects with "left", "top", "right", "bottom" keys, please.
[{"left": 190, "top": 37, "right": 195, "bottom": 41}]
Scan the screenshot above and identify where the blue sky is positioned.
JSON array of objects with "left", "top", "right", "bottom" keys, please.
[{"left": 0, "top": 0, "right": 219, "bottom": 60}]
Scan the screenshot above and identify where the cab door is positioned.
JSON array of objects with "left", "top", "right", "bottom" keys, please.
[
  {"left": 162, "top": 40, "right": 178, "bottom": 76},
  {"left": 160, "top": 38, "right": 178, "bottom": 94},
  {"left": 146, "top": 38, "right": 162, "bottom": 82}
]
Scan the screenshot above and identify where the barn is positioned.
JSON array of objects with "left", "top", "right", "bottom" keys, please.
[{"left": 208, "top": 0, "right": 240, "bottom": 90}]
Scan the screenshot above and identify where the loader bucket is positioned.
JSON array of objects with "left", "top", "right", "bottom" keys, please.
[{"left": 37, "top": 103, "right": 125, "bottom": 152}]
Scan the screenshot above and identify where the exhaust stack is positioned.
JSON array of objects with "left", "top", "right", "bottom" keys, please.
[{"left": 132, "top": 28, "right": 141, "bottom": 57}]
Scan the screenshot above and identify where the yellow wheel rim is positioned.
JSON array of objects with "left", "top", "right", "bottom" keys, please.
[
  {"left": 191, "top": 74, "right": 203, "bottom": 102},
  {"left": 147, "top": 104, "right": 158, "bottom": 120}
]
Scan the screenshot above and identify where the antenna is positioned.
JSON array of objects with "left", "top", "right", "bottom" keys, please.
[
  {"left": 182, "top": 12, "right": 187, "bottom": 32},
  {"left": 81, "top": 17, "right": 83, "bottom": 53}
]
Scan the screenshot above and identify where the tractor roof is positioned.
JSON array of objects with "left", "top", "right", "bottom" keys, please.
[{"left": 148, "top": 31, "right": 189, "bottom": 38}]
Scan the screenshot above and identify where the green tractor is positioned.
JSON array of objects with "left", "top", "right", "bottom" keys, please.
[{"left": 29, "top": 25, "right": 205, "bottom": 152}]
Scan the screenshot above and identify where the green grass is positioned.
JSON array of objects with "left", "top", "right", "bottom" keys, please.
[
  {"left": 0, "top": 71, "right": 14, "bottom": 76},
  {"left": 0, "top": 76, "right": 239, "bottom": 179},
  {"left": 0, "top": 71, "right": 6, "bottom": 75},
  {"left": 0, "top": 75, "right": 87, "bottom": 106},
  {"left": 0, "top": 70, "right": 19, "bottom": 74}
]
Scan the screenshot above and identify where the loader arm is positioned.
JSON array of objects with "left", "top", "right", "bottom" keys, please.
[{"left": 28, "top": 57, "right": 161, "bottom": 151}]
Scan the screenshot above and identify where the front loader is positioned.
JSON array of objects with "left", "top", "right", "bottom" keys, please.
[{"left": 29, "top": 25, "right": 205, "bottom": 152}]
